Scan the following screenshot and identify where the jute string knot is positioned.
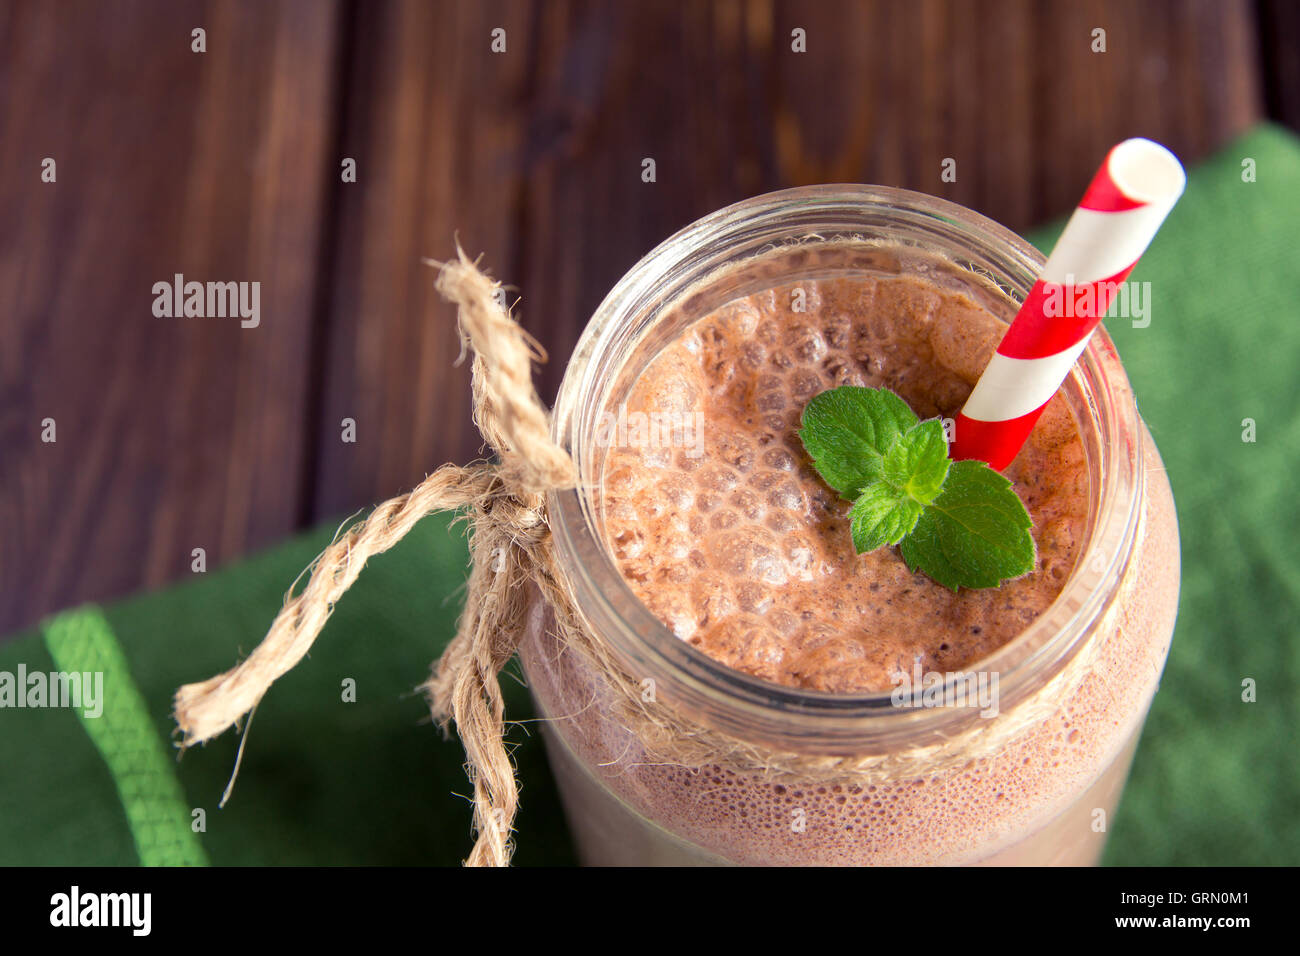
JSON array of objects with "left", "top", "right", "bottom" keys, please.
[{"left": 173, "top": 245, "right": 575, "bottom": 866}]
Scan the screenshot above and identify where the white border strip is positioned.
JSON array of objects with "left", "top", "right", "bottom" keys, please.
[{"left": 960, "top": 341, "right": 1092, "bottom": 422}]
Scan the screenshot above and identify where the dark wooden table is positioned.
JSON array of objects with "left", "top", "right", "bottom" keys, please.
[{"left": 1, "top": 0, "right": 1294, "bottom": 635}]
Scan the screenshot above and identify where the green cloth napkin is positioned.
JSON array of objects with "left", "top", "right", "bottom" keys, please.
[{"left": 3, "top": 125, "right": 1297, "bottom": 866}]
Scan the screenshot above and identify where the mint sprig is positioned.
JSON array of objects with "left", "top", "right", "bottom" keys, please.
[{"left": 798, "top": 386, "right": 1035, "bottom": 591}]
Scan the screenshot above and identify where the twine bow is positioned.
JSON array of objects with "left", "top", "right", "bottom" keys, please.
[{"left": 173, "top": 247, "right": 575, "bottom": 866}]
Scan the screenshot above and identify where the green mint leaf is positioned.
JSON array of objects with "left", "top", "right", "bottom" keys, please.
[
  {"left": 800, "top": 385, "right": 1035, "bottom": 591},
  {"left": 798, "top": 386, "right": 919, "bottom": 499},
  {"left": 898, "top": 460, "right": 1036, "bottom": 591},
  {"left": 848, "top": 484, "right": 924, "bottom": 552},
  {"left": 882, "top": 418, "right": 951, "bottom": 507}
]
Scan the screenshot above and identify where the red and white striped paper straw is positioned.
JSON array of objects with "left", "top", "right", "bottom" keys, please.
[{"left": 950, "top": 138, "right": 1186, "bottom": 471}]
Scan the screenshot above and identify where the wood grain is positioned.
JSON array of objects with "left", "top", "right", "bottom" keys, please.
[
  {"left": 0, "top": 0, "right": 341, "bottom": 632},
  {"left": 310, "top": 0, "right": 533, "bottom": 518}
]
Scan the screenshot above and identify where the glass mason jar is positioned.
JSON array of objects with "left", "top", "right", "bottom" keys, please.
[{"left": 520, "top": 186, "right": 1180, "bottom": 865}]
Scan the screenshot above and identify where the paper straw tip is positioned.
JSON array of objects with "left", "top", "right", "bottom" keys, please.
[{"left": 1109, "top": 138, "right": 1186, "bottom": 204}]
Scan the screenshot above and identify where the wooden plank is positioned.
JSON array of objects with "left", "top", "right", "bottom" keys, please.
[
  {"left": 1257, "top": 0, "right": 1300, "bottom": 130},
  {"left": 517, "top": 0, "right": 769, "bottom": 406},
  {"left": 0, "top": 0, "right": 341, "bottom": 633},
  {"left": 311, "top": 0, "right": 534, "bottom": 519}
]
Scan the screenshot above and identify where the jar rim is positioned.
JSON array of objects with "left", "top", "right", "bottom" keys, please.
[{"left": 547, "top": 185, "right": 1143, "bottom": 752}]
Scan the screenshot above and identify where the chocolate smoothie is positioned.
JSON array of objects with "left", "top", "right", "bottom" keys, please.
[
  {"left": 600, "top": 275, "right": 1087, "bottom": 692},
  {"left": 520, "top": 233, "right": 1179, "bottom": 866}
]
